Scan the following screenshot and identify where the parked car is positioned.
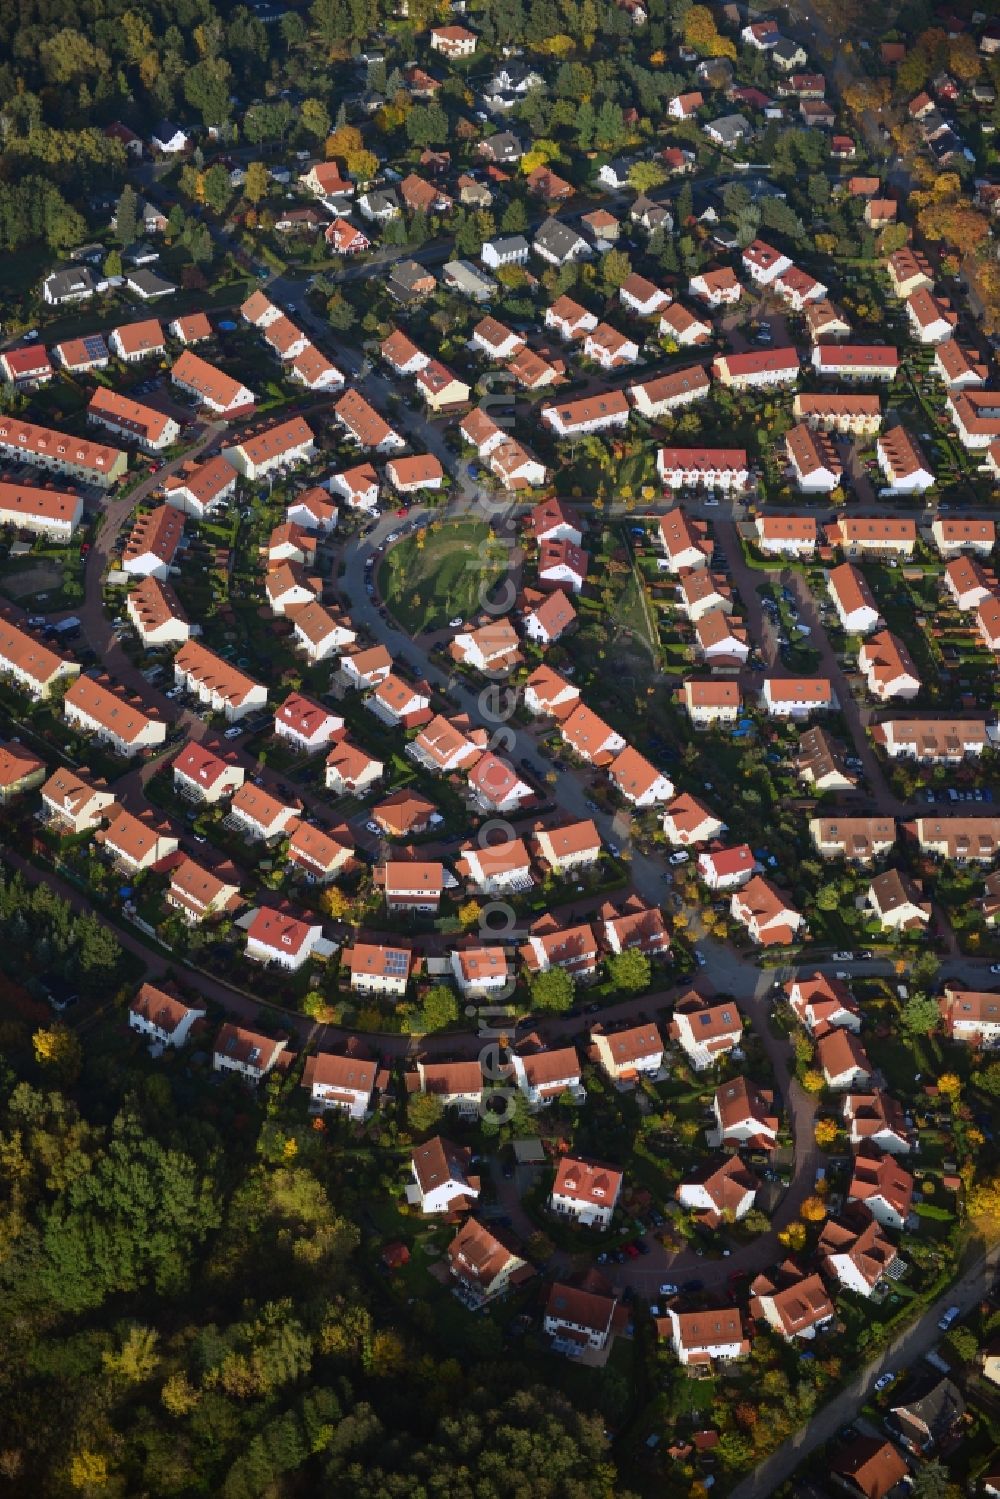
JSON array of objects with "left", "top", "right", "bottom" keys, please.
[
  {"left": 938, "top": 1305, "right": 961, "bottom": 1331},
  {"left": 659, "top": 1283, "right": 679, "bottom": 1296}
]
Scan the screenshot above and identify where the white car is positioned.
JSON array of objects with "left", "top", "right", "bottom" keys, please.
[
  {"left": 659, "top": 1283, "right": 679, "bottom": 1297},
  {"left": 668, "top": 851, "right": 690, "bottom": 865},
  {"left": 831, "top": 951, "right": 854, "bottom": 962},
  {"left": 223, "top": 726, "right": 243, "bottom": 740},
  {"left": 449, "top": 617, "right": 464, "bottom": 628}
]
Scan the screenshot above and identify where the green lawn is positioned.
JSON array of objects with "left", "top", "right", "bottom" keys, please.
[{"left": 378, "top": 519, "right": 508, "bottom": 634}]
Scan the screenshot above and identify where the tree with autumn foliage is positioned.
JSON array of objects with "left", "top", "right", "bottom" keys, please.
[{"left": 683, "top": 4, "right": 736, "bottom": 60}]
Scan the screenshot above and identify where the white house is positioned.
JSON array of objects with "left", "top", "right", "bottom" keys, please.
[
  {"left": 128, "top": 982, "right": 205, "bottom": 1049},
  {"left": 409, "top": 1136, "right": 480, "bottom": 1214},
  {"left": 213, "top": 1023, "right": 288, "bottom": 1085},
  {"left": 550, "top": 1155, "right": 622, "bottom": 1228},
  {"left": 301, "top": 1052, "right": 381, "bottom": 1120},
  {"left": 245, "top": 908, "right": 329, "bottom": 970},
  {"left": 510, "top": 1046, "right": 581, "bottom": 1107}
]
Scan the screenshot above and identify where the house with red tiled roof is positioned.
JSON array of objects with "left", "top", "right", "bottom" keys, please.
[
  {"left": 831, "top": 1435, "right": 908, "bottom": 1499},
  {"left": 409, "top": 1061, "right": 483, "bottom": 1115},
  {"left": 550, "top": 1155, "right": 622, "bottom": 1227},
  {"left": 731, "top": 875, "right": 803, "bottom": 945},
  {"left": 367, "top": 673, "right": 432, "bottom": 729},
  {"left": 40, "top": 767, "right": 115, "bottom": 834},
  {"left": 466, "top": 753, "right": 533, "bottom": 813},
  {"left": 448, "top": 1220, "right": 532, "bottom": 1307},
  {"left": 714, "top": 1076, "right": 779, "bottom": 1148},
  {"left": 522, "top": 587, "right": 576, "bottom": 645},
  {"left": 819, "top": 1209, "right": 902, "bottom": 1300},
  {"left": 129, "top": 982, "right": 206, "bottom": 1049},
  {"left": 456, "top": 837, "right": 533, "bottom": 894},
  {"left": 668, "top": 1306, "right": 751, "bottom": 1367},
  {"left": 450, "top": 944, "right": 511, "bottom": 997},
  {"left": 524, "top": 664, "right": 580, "bottom": 719},
  {"left": 342, "top": 940, "right": 413, "bottom": 996},
  {"left": 848, "top": 1147, "right": 914, "bottom": 1231},
  {"left": 172, "top": 740, "right": 244, "bottom": 804},
  {"left": 817, "top": 1029, "right": 873, "bottom": 1090},
  {"left": 843, "top": 1092, "right": 914, "bottom": 1155},
  {"left": 608, "top": 746, "right": 675, "bottom": 806},
  {"left": 301, "top": 1050, "right": 384, "bottom": 1121},
  {"left": 662, "top": 793, "right": 726, "bottom": 847},
  {"left": 591, "top": 1022, "right": 664, "bottom": 1084},
  {"left": 97, "top": 806, "right": 178, "bottom": 872},
  {"left": 697, "top": 843, "right": 757, "bottom": 891},
  {"left": 521, "top": 915, "right": 599, "bottom": 981},
  {"left": 677, "top": 1155, "right": 760, "bottom": 1221},
  {"left": 752, "top": 1265, "right": 835, "bottom": 1341},
  {"left": 670, "top": 992, "right": 743, "bottom": 1070},
  {"left": 510, "top": 1044, "right": 582, "bottom": 1106},
  {"left": 598, "top": 897, "right": 671, "bottom": 961},
  {"left": 786, "top": 972, "right": 861, "bottom": 1037},
  {"left": 409, "top": 1136, "right": 480, "bottom": 1214},
  {"left": 166, "top": 857, "right": 242, "bottom": 925},
  {"left": 560, "top": 703, "right": 626, "bottom": 766},
  {"left": 213, "top": 1023, "right": 289, "bottom": 1085}
]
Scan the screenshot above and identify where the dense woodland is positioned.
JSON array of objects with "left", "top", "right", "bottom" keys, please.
[{"left": 0, "top": 893, "right": 626, "bottom": 1495}]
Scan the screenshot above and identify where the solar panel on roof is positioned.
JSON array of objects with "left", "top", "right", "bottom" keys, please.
[
  {"left": 385, "top": 951, "right": 408, "bottom": 974},
  {"left": 83, "top": 334, "right": 107, "bottom": 358}
]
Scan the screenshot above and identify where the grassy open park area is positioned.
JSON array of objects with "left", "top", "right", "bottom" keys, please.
[{"left": 378, "top": 518, "right": 509, "bottom": 634}]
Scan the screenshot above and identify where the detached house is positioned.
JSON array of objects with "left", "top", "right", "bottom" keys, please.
[
  {"left": 448, "top": 1220, "right": 531, "bottom": 1308},
  {"left": 858, "top": 631, "right": 921, "bottom": 702},
  {"left": 669, "top": 1307, "right": 751, "bottom": 1368},
  {"left": 939, "top": 984, "right": 1000, "bottom": 1046},
  {"left": 608, "top": 746, "right": 675, "bottom": 807},
  {"left": 828, "top": 563, "right": 881, "bottom": 634},
  {"left": 817, "top": 1029, "right": 873, "bottom": 1090},
  {"left": 456, "top": 838, "right": 533, "bottom": 894},
  {"left": 761, "top": 677, "right": 834, "bottom": 719},
  {"left": 213, "top": 1024, "right": 288, "bottom": 1085},
  {"left": 129, "top": 982, "right": 205, "bottom": 1050},
  {"left": 41, "top": 767, "right": 115, "bottom": 835},
  {"left": 302, "top": 1051, "right": 383, "bottom": 1121},
  {"left": 867, "top": 868, "right": 931, "bottom": 931},
  {"left": 731, "top": 875, "right": 803, "bottom": 945},
  {"left": 410, "top": 1061, "right": 483, "bottom": 1116},
  {"left": 848, "top": 1148, "right": 914, "bottom": 1231},
  {"left": 657, "top": 508, "right": 712, "bottom": 570},
  {"left": 590, "top": 1023, "right": 663, "bottom": 1085},
  {"left": 544, "top": 1283, "right": 621, "bottom": 1356},
  {"left": 98, "top": 806, "right": 178, "bottom": 872},
  {"left": 682, "top": 678, "right": 742, "bottom": 728},
  {"left": 677, "top": 1155, "right": 760, "bottom": 1221},
  {"left": 599, "top": 897, "right": 671, "bottom": 960},
  {"left": 753, "top": 1269, "right": 835, "bottom": 1342},
  {"left": 670, "top": 992, "right": 743, "bottom": 1070},
  {"left": 410, "top": 1137, "right": 480, "bottom": 1215},
  {"left": 787, "top": 972, "right": 861, "bottom": 1037},
  {"left": 819, "top": 1210, "right": 902, "bottom": 1299},
  {"left": 342, "top": 941, "right": 413, "bottom": 996},
  {"left": 550, "top": 1156, "right": 622, "bottom": 1228},
  {"left": 714, "top": 1077, "right": 779, "bottom": 1149},
  {"left": 510, "top": 1045, "right": 582, "bottom": 1106},
  {"left": 662, "top": 793, "right": 726, "bottom": 847}
]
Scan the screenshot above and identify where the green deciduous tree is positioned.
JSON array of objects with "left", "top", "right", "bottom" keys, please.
[{"left": 529, "top": 967, "right": 575, "bottom": 1013}]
